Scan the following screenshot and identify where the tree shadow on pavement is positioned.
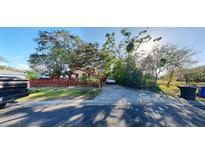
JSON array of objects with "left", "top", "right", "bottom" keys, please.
[{"left": 1, "top": 98, "right": 205, "bottom": 127}]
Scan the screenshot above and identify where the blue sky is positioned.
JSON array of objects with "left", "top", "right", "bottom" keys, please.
[{"left": 0, "top": 27, "right": 205, "bottom": 70}]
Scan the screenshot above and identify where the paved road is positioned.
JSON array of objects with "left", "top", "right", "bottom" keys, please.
[{"left": 1, "top": 85, "right": 205, "bottom": 126}]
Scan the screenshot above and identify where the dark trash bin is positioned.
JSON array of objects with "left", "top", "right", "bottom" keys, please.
[
  {"left": 198, "top": 86, "right": 205, "bottom": 98},
  {"left": 178, "top": 86, "right": 197, "bottom": 100}
]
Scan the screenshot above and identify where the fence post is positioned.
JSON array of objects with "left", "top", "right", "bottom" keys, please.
[{"left": 99, "top": 81, "right": 102, "bottom": 88}]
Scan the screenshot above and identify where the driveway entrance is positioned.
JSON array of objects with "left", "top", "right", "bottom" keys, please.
[{"left": 1, "top": 85, "right": 205, "bottom": 126}]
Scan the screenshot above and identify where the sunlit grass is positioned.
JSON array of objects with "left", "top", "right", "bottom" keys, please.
[
  {"left": 159, "top": 85, "right": 180, "bottom": 97},
  {"left": 17, "top": 88, "right": 102, "bottom": 102}
]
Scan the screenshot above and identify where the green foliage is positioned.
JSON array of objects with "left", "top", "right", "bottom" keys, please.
[
  {"left": 163, "top": 65, "right": 205, "bottom": 84},
  {"left": 28, "top": 30, "right": 99, "bottom": 78},
  {"left": 158, "top": 58, "right": 167, "bottom": 68},
  {"left": 127, "top": 70, "right": 144, "bottom": 88},
  {"left": 26, "top": 71, "right": 39, "bottom": 80},
  {"left": 17, "top": 88, "right": 101, "bottom": 102},
  {"left": 103, "top": 28, "right": 160, "bottom": 91},
  {"left": 88, "top": 76, "right": 99, "bottom": 83},
  {"left": 156, "top": 44, "right": 197, "bottom": 87},
  {"left": 97, "top": 49, "right": 115, "bottom": 77},
  {"left": 112, "top": 59, "right": 157, "bottom": 90},
  {"left": 78, "top": 75, "right": 99, "bottom": 84},
  {"left": 143, "top": 74, "right": 157, "bottom": 88},
  {"left": 100, "top": 28, "right": 156, "bottom": 80},
  {"left": 112, "top": 60, "right": 127, "bottom": 85},
  {"left": 27, "top": 28, "right": 197, "bottom": 91},
  {"left": 182, "top": 69, "right": 205, "bottom": 83},
  {"left": 79, "top": 75, "right": 88, "bottom": 81}
]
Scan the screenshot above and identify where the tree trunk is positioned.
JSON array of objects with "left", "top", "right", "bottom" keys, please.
[
  {"left": 154, "top": 72, "right": 159, "bottom": 84},
  {"left": 154, "top": 68, "right": 162, "bottom": 84},
  {"left": 154, "top": 73, "right": 158, "bottom": 84},
  {"left": 126, "top": 54, "right": 132, "bottom": 81},
  {"left": 167, "top": 69, "right": 175, "bottom": 87}
]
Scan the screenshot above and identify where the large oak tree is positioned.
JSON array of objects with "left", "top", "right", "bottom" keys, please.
[{"left": 28, "top": 30, "right": 99, "bottom": 78}]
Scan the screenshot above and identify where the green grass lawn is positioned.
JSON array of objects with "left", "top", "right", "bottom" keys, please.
[
  {"left": 158, "top": 80, "right": 205, "bottom": 103},
  {"left": 17, "top": 88, "right": 102, "bottom": 102}
]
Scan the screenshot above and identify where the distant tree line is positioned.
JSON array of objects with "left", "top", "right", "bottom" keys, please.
[
  {"left": 175, "top": 66, "right": 205, "bottom": 83},
  {"left": 27, "top": 29, "right": 197, "bottom": 89},
  {"left": 0, "top": 56, "right": 22, "bottom": 72}
]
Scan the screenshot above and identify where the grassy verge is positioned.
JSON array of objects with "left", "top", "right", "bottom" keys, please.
[
  {"left": 158, "top": 80, "right": 205, "bottom": 103},
  {"left": 17, "top": 88, "right": 102, "bottom": 102}
]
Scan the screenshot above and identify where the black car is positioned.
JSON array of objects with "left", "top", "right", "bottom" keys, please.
[{"left": 0, "top": 76, "right": 29, "bottom": 109}]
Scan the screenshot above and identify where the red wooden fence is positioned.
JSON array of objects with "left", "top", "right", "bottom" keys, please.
[{"left": 29, "top": 79, "right": 100, "bottom": 87}]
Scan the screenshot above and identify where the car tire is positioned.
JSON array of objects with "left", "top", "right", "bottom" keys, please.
[{"left": 0, "top": 103, "right": 6, "bottom": 109}]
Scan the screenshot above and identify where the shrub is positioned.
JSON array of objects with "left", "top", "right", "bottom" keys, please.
[
  {"left": 26, "top": 71, "right": 39, "bottom": 80},
  {"left": 88, "top": 76, "right": 99, "bottom": 83},
  {"left": 78, "top": 76, "right": 99, "bottom": 85},
  {"left": 126, "top": 69, "right": 144, "bottom": 88},
  {"left": 112, "top": 60, "right": 159, "bottom": 91},
  {"left": 79, "top": 75, "right": 88, "bottom": 81},
  {"left": 112, "top": 60, "right": 127, "bottom": 85}
]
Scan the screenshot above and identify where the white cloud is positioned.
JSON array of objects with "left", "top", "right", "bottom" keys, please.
[
  {"left": 15, "top": 64, "right": 30, "bottom": 71},
  {"left": 0, "top": 61, "right": 7, "bottom": 66}
]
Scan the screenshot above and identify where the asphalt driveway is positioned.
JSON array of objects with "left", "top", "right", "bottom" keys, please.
[{"left": 1, "top": 85, "right": 205, "bottom": 126}]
